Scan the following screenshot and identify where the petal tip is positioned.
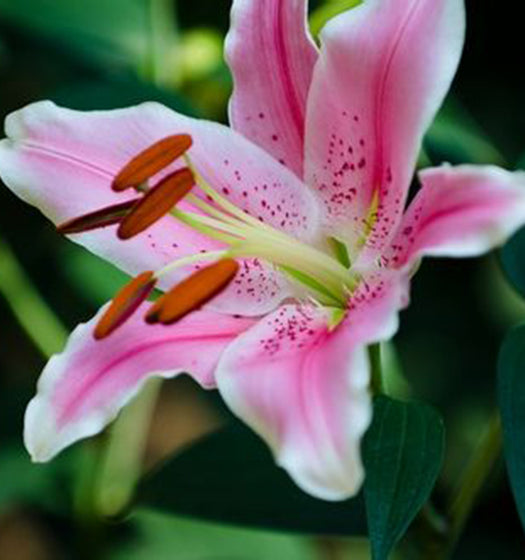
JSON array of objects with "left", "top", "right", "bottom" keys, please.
[{"left": 23, "top": 397, "right": 58, "bottom": 464}]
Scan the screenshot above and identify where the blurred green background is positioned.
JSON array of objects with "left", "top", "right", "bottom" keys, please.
[{"left": 1, "top": 0, "right": 525, "bottom": 558}]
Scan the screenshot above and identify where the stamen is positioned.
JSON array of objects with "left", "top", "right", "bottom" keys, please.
[
  {"left": 112, "top": 134, "right": 193, "bottom": 191},
  {"left": 94, "top": 271, "right": 157, "bottom": 339},
  {"left": 146, "top": 259, "right": 239, "bottom": 325},
  {"left": 184, "top": 155, "right": 279, "bottom": 235},
  {"left": 117, "top": 168, "right": 195, "bottom": 240},
  {"left": 56, "top": 199, "right": 139, "bottom": 235},
  {"left": 154, "top": 250, "right": 230, "bottom": 279}
]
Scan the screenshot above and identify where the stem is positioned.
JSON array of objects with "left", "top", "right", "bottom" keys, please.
[
  {"left": 369, "top": 343, "right": 385, "bottom": 395},
  {"left": 0, "top": 238, "right": 67, "bottom": 357},
  {"left": 93, "top": 379, "right": 162, "bottom": 517},
  {"left": 444, "top": 411, "right": 502, "bottom": 554}
]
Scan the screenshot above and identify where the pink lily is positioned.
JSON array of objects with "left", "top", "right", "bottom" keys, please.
[{"left": 1, "top": 0, "right": 525, "bottom": 502}]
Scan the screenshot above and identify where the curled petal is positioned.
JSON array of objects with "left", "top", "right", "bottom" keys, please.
[
  {"left": 305, "top": 0, "right": 465, "bottom": 252},
  {"left": 24, "top": 303, "right": 254, "bottom": 462},
  {"left": 226, "top": 0, "right": 317, "bottom": 178},
  {"left": 386, "top": 165, "right": 525, "bottom": 267},
  {"left": 216, "top": 271, "right": 408, "bottom": 500}
]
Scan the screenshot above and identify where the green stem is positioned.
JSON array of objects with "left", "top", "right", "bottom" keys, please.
[
  {"left": 369, "top": 343, "right": 385, "bottom": 395},
  {"left": 93, "top": 379, "right": 162, "bottom": 517},
  {"left": 444, "top": 411, "right": 502, "bottom": 555},
  {"left": 0, "top": 238, "right": 67, "bottom": 357}
]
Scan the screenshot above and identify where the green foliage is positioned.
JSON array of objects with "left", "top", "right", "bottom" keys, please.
[
  {"left": 0, "top": 0, "right": 524, "bottom": 556},
  {"left": 500, "top": 227, "right": 525, "bottom": 300},
  {"left": 111, "top": 510, "right": 316, "bottom": 560},
  {"left": 0, "top": 0, "right": 150, "bottom": 69},
  {"left": 138, "top": 423, "right": 367, "bottom": 536},
  {"left": 0, "top": 444, "right": 73, "bottom": 513},
  {"left": 498, "top": 325, "right": 525, "bottom": 532},
  {"left": 425, "top": 100, "right": 504, "bottom": 166},
  {"left": 309, "top": 0, "right": 362, "bottom": 37},
  {"left": 363, "top": 396, "right": 445, "bottom": 560},
  {"left": 52, "top": 76, "right": 195, "bottom": 114},
  {"left": 59, "top": 243, "right": 132, "bottom": 307}
]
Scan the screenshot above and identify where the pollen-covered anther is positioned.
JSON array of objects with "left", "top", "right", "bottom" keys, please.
[
  {"left": 56, "top": 199, "right": 139, "bottom": 235},
  {"left": 94, "top": 271, "right": 157, "bottom": 340},
  {"left": 146, "top": 259, "right": 239, "bottom": 325},
  {"left": 117, "top": 168, "right": 195, "bottom": 240},
  {"left": 112, "top": 134, "right": 193, "bottom": 191}
]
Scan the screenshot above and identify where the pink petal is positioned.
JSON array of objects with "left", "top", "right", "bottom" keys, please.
[
  {"left": 0, "top": 101, "right": 320, "bottom": 315},
  {"left": 216, "top": 271, "right": 408, "bottom": 500},
  {"left": 385, "top": 165, "right": 525, "bottom": 267},
  {"left": 304, "top": 0, "right": 465, "bottom": 252},
  {"left": 24, "top": 302, "right": 254, "bottom": 462},
  {"left": 225, "top": 0, "right": 317, "bottom": 178}
]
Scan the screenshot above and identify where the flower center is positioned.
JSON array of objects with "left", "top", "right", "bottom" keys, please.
[
  {"left": 157, "top": 155, "right": 359, "bottom": 308},
  {"left": 59, "top": 135, "right": 362, "bottom": 337}
]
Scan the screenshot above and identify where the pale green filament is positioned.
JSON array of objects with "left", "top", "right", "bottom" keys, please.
[
  {"left": 157, "top": 157, "right": 360, "bottom": 307},
  {"left": 155, "top": 250, "right": 230, "bottom": 279}
]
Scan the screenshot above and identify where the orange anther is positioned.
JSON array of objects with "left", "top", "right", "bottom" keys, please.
[
  {"left": 117, "top": 168, "right": 195, "bottom": 240},
  {"left": 112, "top": 134, "right": 193, "bottom": 192},
  {"left": 56, "top": 199, "right": 138, "bottom": 235},
  {"left": 146, "top": 259, "right": 239, "bottom": 325},
  {"left": 94, "top": 271, "right": 157, "bottom": 340}
]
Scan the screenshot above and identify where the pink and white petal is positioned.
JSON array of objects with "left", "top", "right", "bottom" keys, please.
[
  {"left": 25, "top": 302, "right": 255, "bottom": 462},
  {"left": 216, "top": 271, "right": 408, "bottom": 500},
  {"left": 304, "top": 0, "right": 465, "bottom": 252},
  {"left": 0, "top": 100, "right": 319, "bottom": 315},
  {"left": 225, "top": 0, "right": 318, "bottom": 178},
  {"left": 385, "top": 165, "right": 525, "bottom": 267}
]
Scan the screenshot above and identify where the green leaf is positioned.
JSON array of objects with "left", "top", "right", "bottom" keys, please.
[
  {"left": 425, "top": 100, "right": 505, "bottom": 166},
  {"left": 363, "top": 396, "right": 445, "bottom": 560},
  {"left": 309, "top": 0, "right": 362, "bottom": 37},
  {"left": 138, "top": 423, "right": 367, "bottom": 536},
  {"left": 51, "top": 76, "right": 195, "bottom": 114},
  {"left": 0, "top": 0, "right": 150, "bottom": 69},
  {"left": 498, "top": 324, "right": 525, "bottom": 532},
  {"left": 110, "top": 509, "right": 317, "bottom": 560},
  {"left": 58, "top": 243, "right": 131, "bottom": 307},
  {"left": 0, "top": 444, "right": 74, "bottom": 513},
  {"left": 500, "top": 227, "right": 525, "bottom": 300}
]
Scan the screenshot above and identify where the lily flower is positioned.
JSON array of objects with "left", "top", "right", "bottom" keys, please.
[{"left": 1, "top": 0, "right": 525, "bottom": 501}]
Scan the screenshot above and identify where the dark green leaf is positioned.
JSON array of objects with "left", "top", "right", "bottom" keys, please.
[
  {"left": 138, "top": 423, "right": 367, "bottom": 536},
  {"left": 0, "top": 444, "right": 74, "bottom": 513},
  {"left": 0, "top": 0, "right": 149, "bottom": 69},
  {"left": 51, "top": 77, "right": 195, "bottom": 114},
  {"left": 59, "top": 243, "right": 131, "bottom": 307},
  {"left": 498, "top": 324, "right": 525, "bottom": 531},
  {"left": 500, "top": 227, "right": 525, "bottom": 300},
  {"left": 363, "top": 396, "right": 445, "bottom": 560},
  {"left": 425, "top": 100, "right": 504, "bottom": 166}
]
